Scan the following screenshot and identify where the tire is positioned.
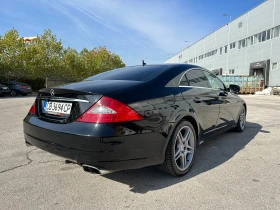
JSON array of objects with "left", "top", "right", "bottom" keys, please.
[
  {"left": 234, "top": 105, "right": 246, "bottom": 132},
  {"left": 10, "top": 90, "right": 17, "bottom": 97},
  {"left": 159, "top": 120, "right": 197, "bottom": 177}
]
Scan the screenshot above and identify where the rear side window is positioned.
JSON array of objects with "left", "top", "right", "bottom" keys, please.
[
  {"left": 179, "top": 75, "right": 189, "bottom": 86},
  {"left": 185, "top": 70, "right": 210, "bottom": 88},
  {"left": 85, "top": 66, "right": 169, "bottom": 82}
]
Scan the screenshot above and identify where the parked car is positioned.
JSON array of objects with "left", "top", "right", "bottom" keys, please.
[
  {"left": 23, "top": 64, "right": 246, "bottom": 176},
  {"left": 0, "top": 83, "right": 11, "bottom": 96},
  {"left": 2, "top": 81, "right": 32, "bottom": 96}
]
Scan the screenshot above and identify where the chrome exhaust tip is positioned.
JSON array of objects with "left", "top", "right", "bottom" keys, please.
[{"left": 82, "top": 164, "right": 111, "bottom": 175}]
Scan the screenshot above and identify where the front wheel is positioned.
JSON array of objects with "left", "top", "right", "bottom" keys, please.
[
  {"left": 159, "top": 121, "right": 196, "bottom": 177},
  {"left": 10, "top": 90, "right": 17, "bottom": 97},
  {"left": 234, "top": 105, "right": 246, "bottom": 132}
]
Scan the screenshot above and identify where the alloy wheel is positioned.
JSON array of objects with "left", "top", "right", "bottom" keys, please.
[
  {"left": 174, "top": 126, "right": 195, "bottom": 171},
  {"left": 240, "top": 107, "right": 246, "bottom": 129},
  {"left": 11, "top": 90, "right": 17, "bottom": 97}
]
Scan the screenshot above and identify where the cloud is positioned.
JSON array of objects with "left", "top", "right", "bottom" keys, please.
[
  {"left": 39, "top": 0, "right": 91, "bottom": 35},
  {"left": 45, "top": 0, "right": 193, "bottom": 54},
  {"left": 62, "top": 1, "right": 147, "bottom": 47}
]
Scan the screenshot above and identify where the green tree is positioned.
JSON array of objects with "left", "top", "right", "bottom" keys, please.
[
  {"left": 0, "top": 28, "right": 126, "bottom": 87},
  {"left": 0, "top": 28, "right": 26, "bottom": 80}
]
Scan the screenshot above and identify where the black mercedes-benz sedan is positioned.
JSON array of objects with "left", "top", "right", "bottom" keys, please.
[
  {"left": 2, "top": 81, "right": 32, "bottom": 96},
  {"left": 23, "top": 64, "right": 246, "bottom": 176}
]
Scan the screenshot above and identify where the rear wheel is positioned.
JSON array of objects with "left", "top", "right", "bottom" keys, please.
[
  {"left": 159, "top": 121, "right": 196, "bottom": 176},
  {"left": 234, "top": 105, "right": 246, "bottom": 132},
  {"left": 11, "top": 90, "right": 17, "bottom": 97}
]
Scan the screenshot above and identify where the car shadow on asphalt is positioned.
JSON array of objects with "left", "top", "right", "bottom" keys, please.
[{"left": 103, "top": 121, "right": 263, "bottom": 194}]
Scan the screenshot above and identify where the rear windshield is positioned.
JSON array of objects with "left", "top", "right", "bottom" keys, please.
[
  {"left": 16, "top": 82, "right": 28, "bottom": 86},
  {"left": 85, "top": 65, "right": 169, "bottom": 81},
  {"left": 3, "top": 82, "right": 28, "bottom": 85}
]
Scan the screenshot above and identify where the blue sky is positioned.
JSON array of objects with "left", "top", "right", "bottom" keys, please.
[{"left": 0, "top": 0, "right": 264, "bottom": 66}]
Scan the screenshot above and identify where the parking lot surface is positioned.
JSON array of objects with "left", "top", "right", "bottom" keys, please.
[{"left": 0, "top": 95, "right": 280, "bottom": 210}]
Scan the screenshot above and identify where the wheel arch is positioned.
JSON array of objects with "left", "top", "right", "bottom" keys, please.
[
  {"left": 243, "top": 103, "right": 247, "bottom": 115},
  {"left": 166, "top": 113, "right": 200, "bottom": 149}
]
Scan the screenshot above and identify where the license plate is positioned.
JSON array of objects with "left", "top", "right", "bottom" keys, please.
[
  {"left": 2, "top": 87, "right": 7, "bottom": 90},
  {"left": 42, "top": 101, "right": 72, "bottom": 115}
]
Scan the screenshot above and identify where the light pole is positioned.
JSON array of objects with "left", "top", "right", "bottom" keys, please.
[
  {"left": 222, "top": 14, "right": 232, "bottom": 22},
  {"left": 223, "top": 14, "right": 231, "bottom": 74}
]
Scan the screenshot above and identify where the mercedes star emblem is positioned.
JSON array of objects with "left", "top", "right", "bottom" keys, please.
[{"left": 50, "top": 89, "right": 55, "bottom": 96}]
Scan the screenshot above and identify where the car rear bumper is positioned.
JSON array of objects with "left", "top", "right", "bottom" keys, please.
[
  {"left": 0, "top": 89, "right": 11, "bottom": 94},
  {"left": 20, "top": 89, "right": 32, "bottom": 94},
  {"left": 23, "top": 116, "right": 166, "bottom": 171}
]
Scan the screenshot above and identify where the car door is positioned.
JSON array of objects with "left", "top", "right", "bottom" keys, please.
[
  {"left": 203, "top": 70, "right": 240, "bottom": 130},
  {"left": 180, "top": 69, "right": 220, "bottom": 139}
]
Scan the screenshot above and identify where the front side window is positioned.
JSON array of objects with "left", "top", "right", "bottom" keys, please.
[
  {"left": 204, "top": 71, "right": 225, "bottom": 90},
  {"left": 185, "top": 70, "right": 210, "bottom": 88}
]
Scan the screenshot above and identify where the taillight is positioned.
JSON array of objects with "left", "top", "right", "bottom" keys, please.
[
  {"left": 29, "top": 102, "right": 36, "bottom": 115},
  {"left": 77, "top": 96, "right": 143, "bottom": 123},
  {"left": 20, "top": 86, "right": 26, "bottom": 89}
]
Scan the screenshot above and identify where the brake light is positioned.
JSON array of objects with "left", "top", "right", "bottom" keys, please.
[
  {"left": 20, "top": 86, "right": 26, "bottom": 89},
  {"left": 29, "top": 102, "right": 36, "bottom": 115},
  {"left": 77, "top": 96, "right": 143, "bottom": 123}
]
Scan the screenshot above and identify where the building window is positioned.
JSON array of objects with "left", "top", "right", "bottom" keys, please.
[
  {"left": 267, "top": 29, "right": 271, "bottom": 40},
  {"left": 273, "top": 25, "right": 280, "bottom": 38},
  {"left": 238, "top": 22, "right": 242, "bottom": 28},
  {"left": 241, "top": 39, "right": 247, "bottom": 48},
  {"left": 225, "top": 45, "right": 228, "bottom": 53},
  {"left": 220, "top": 47, "right": 222, "bottom": 55},
  {"left": 247, "top": 37, "right": 251, "bottom": 46},
  {"left": 261, "top": 31, "right": 266, "bottom": 42},
  {"left": 230, "top": 42, "right": 236, "bottom": 49},
  {"left": 238, "top": 41, "right": 241, "bottom": 49},
  {"left": 272, "top": 62, "right": 278, "bottom": 70},
  {"left": 229, "top": 69, "right": 235, "bottom": 74}
]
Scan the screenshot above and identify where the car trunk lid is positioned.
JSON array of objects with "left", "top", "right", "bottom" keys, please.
[
  {"left": 36, "top": 80, "right": 142, "bottom": 123},
  {"left": 37, "top": 88, "right": 102, "bottom": 123}
]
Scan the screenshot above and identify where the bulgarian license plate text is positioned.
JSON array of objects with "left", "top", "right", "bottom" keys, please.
[{"left": 43, "top": 101, "right": 72, "bottom": 115}]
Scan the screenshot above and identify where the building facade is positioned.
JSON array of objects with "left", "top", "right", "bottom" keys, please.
[{"left": 164, "top": 0, "right": 280, "bottom": 87}]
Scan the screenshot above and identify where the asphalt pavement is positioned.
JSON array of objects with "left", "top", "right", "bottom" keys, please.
[{"left": 0, "top": 95, "right": 279, "bottom": 210}]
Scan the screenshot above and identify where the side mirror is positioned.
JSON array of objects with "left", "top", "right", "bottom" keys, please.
[{"left": 228, "top": 84, "right": 240, "bottom": 94}]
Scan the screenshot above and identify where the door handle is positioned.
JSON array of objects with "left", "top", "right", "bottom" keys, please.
[{"left": 193, "top": 97, "right": 202, "bottom": 103}]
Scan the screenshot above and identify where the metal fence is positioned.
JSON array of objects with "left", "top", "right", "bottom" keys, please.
[
  {"left": 219, "top": 75, "right": 264, "bottom": 94},
  {"left": 46, "top": 79, "right": 75, "bottom": 88}
]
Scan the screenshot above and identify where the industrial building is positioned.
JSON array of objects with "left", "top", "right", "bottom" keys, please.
[{"left": 164, "top": 0, "right": 280, "bottom": 87}]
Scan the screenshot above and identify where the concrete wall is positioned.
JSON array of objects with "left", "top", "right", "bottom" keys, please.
[{"left": 165, "top": 0, "right": 280, "bottom": 86}]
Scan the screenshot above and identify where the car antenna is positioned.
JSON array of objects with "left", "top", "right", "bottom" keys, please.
[{"left": 142, "top": 60, "right": 146, "bottom": 66}]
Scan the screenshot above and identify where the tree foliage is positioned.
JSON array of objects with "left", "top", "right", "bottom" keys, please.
[{"left": 0, "top": 28, "right": 125, "bottom": 83}]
